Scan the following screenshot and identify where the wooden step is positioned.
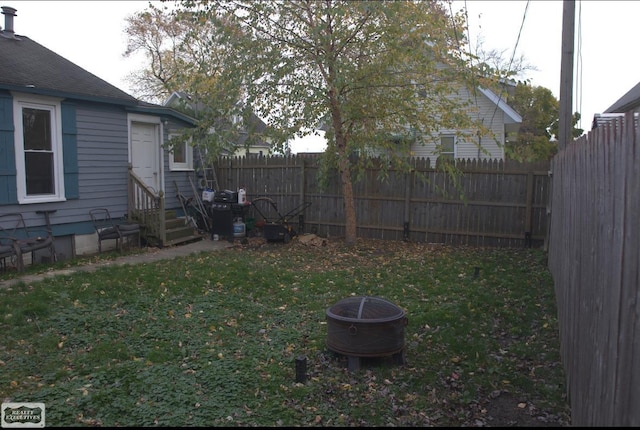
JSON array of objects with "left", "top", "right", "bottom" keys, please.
[
  {"left": 163, "top": 233, "right": 206, "bottom": 247},
  {"left": 137, "top": 211, "right": 208, "bottom": 248},
  {"left": 166, "top": 217, "right": 188, "bottom": 230},
  {"left": 166, "top": 225, "right": 199, "bottom": 242}
]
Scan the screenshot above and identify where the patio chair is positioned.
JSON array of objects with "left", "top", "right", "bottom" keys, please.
[
  {"left": 0, "top": 236, "right": 18, "bottom": 272},
  {"left": 89, "top": 208, "right": 141, "bottom": 253},
  {"left": 0, "top": 213, "right": 56, "bottom": 272}
]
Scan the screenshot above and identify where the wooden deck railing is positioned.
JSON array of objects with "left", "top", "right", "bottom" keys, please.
[{"left": 128, "top": 166, "right": 166, "bottom": 246}]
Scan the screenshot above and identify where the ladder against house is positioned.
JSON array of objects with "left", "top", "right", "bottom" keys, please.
[
  {"left": 196, "top": 147, "right": 220, "bottom": 191},
  {"left": 201, "top": 167, "right": 219, "bottom": 191}
]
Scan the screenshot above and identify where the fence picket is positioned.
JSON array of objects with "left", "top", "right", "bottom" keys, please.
[
  {"left": 214, "top": 155, "right": 550, "bottom": 248},
  {"left": 548, "top": 112, "right": 640, "bottom": 426}
]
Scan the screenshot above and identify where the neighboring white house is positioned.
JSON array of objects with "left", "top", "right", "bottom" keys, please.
[
  {"left": 163, "top": 91, "right": 272, "bottom": 158},
  {"left": 604, "top": 80, "right": 640, "bottom": 116},
  {"left": 296, "top": 84, "right": 522, "bottom": 161},
  {"left": 411, "top": 85, "right": 522, "bottom": 161},
  {"left": 592, "top": 80, "right": 640, "bottom": 130},
  {"left": 163, "top": 80, "right": 522, "bottom": 161}
]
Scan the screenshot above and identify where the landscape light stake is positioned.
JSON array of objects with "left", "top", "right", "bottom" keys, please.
[{"left": 295, "top": 355, "right": 307, "bottom": 383}]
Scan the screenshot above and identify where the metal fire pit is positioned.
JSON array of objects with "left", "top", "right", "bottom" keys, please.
[{"left": 326, "top": 296, "right": 408, "bottom": 371}]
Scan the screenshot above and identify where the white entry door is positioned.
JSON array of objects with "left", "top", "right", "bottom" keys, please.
[{"left": 130, "top": 121, "right": 161, "bottom": 193}]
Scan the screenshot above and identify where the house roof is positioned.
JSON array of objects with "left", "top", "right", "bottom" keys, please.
[
  {"left": 591, "top": 112, "right": 638, "bottom": 130},
  {"left": 604, "top": 81, "right": 640, "bottom": 114},
  {"left": 164, "top": 91, "right": 270, "bottom": 147},
  {"left": 0, "top": 33, "right": 139, "bottom": 105},
  {"left": 591, "top": 113, "right": 623, "bottom": 129},
  {"left": 477, "top": 87, "right": 522, "bottom": 124},
  {"left": 0, "top": 8, "right": 195, "bottom": 126}
]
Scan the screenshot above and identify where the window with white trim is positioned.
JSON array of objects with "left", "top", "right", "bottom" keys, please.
[
  {"left": 439, "top": 135, "right": 455, "bottom": 161},
  {"left": 168, "top": 133, "right": 193, "bottom": 171},
  {"left": 14, "top": 95, "right": 65, "bottom": 203}
]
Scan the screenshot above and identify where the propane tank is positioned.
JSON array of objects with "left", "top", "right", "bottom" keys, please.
[{"left": 233, "top": 218, "right": 246, "bottom": 238}]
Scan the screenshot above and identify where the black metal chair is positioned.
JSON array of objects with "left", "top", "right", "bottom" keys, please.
[
  {"left": 0, "top": 213, "right": 56, "bottom": 272},
  {"left": 0, "top": 235, "right": 18, "bottom": 272},
  {"left": 89, "top": 208, "right": 141, "bottom": 253}
]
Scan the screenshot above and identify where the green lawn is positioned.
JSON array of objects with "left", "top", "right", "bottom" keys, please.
[{"left": 0, "top": 239, "right": 570, "bottom": 426}]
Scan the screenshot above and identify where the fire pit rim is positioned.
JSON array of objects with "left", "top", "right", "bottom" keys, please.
[{"left": 325, "top": 295, "right": 406, "bottom": 323}]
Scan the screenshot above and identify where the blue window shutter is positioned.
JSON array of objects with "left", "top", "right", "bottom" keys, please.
[
  {"left": 61, "top": 102, "right": 79, "bottom": 199},
  {"left": 0, "top": 93, "right": 17, "bottom": 204}
]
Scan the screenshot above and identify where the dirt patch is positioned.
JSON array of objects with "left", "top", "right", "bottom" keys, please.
[{"left": 481, "top": 391, "right": 570, "bottom": 427}]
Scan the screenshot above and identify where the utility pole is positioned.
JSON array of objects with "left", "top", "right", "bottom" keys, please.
[{"left": 558, "top": 0, "right": 575, "bottom": 151}]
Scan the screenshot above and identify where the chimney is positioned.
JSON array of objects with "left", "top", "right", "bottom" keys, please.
[{"left": 1, "top": 6, "right": 17, "bottom": 34}]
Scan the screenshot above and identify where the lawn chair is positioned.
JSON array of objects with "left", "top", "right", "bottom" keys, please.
[
  {"left": 89, "top": 208, "right": 141, "bottom": 253},
  {"left": 0, "top": 235, "right": 18, "bottom": 272},
  {"left": 0, "top": 213, "right": 56, "bottom": 272}
]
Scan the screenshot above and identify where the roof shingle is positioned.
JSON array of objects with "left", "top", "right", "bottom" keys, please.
[{"left": 0, "top": 32, "right": 138, "bottom": 105}]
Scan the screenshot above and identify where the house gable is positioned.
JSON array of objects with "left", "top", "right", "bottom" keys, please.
[
  {"left": 163, "top": 91, "right": 271, "bottom": 157},
  {"left": 604, "top": 81, "right": 640, "bottom": 114},
  {"left": 592, "top": 81, "right": 640, "bottom": 130},
  {"left": 477, "top": 87, "right": 522, "bottom": 126},
  {"left": 411, "top": 85, "right": 522, "bottom": 161}
]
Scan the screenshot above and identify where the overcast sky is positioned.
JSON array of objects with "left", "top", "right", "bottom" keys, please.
[{"left": 5, "top": 1, "right": 640, "bottom": 151}]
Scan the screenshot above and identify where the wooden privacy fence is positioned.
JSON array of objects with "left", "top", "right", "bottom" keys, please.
[
  {"left": 548, "top": 112, "right": 639, "bottom": 426},
  {"left": 213, "top": 155, "right": 550, "bottom": 248}
]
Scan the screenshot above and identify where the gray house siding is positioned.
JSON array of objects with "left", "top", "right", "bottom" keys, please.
[
  {"left": 0, "top": 99, "right": 195, "bottom": 253},
  {"left": 0, "top": 101, "right": 132, "bottom": 236},
  {"left": 0, "top": 18, "right": 198, "bottom": 260},
  {"left": 166, "top": 170, "right": 197, "bottom": 216},
  {"left": 77, "top": 104, "right": 130, "bottom": 213},
  {"left": 162, "top": 119, "right": 200, "bottom": 216}
]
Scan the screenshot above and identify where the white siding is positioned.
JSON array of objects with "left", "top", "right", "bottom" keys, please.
[{"left": 411, "top": 86, "right": 507, "bottom": 161}]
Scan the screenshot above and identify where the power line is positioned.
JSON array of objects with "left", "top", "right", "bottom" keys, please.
[
  {"left": 507, "top": 1, "right": 529, "bottom": 79},
  {"left": 575, "top": 0, "right": 583, "bottom": 131},
  {"left": 488, "top": 0, "right": 530, "bottom": 128},
  {"left": 453, "top": 1, "right": 530, "bottom": 158},
  {"left": 458, "top": 1, "right": 481, "bottom": 114}
]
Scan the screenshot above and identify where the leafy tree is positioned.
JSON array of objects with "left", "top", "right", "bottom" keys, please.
[
  {"left": 129, "top": 0, "right": 503, "bottom": 245},
  {"left": 124, "top": 3, "right": 196, "bottom": 103},
  {"left": 506, "top": 82, "right": 583, "bottom": 162},
  {"left": 124, "top": 2, "right": 265, "bottom": 157},
  {"left": 459, "top": 22, "right": 583, "bottom": 162}
]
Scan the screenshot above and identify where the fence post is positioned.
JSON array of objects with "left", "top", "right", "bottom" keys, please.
[
  {"left": 299, "top": 157, "right": 306, "bottom": 234},
  {"left": 525, "top": 171, "right": 534, "bottom": 247},
  {"left": 212, "top": 154, "right": 550, "bottom": 247},
  {"left": 403, "top": 169, "right": 414, "bottom": 241},
  {"left": 299, "top": 156, "right": 306, "bottom": 207}
]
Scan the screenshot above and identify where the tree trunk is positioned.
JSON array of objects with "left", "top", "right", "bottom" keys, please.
[
  {"left": 338, "top": 155, "right": 357, "bottom": 246},
  {"left": 328, "top": 82, "right": 357, "bottom": 245}
]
